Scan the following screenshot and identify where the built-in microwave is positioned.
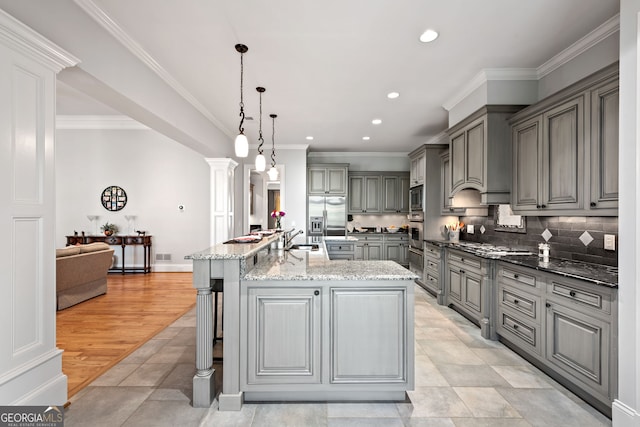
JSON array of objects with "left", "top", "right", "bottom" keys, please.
[{"left": 410, "top": 185, "right": 423, "bottom": 213}]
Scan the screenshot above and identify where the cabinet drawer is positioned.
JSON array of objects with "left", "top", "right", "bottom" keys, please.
[
  {"left": 499, "top": 286, "right": 540, "bottom": 322},
  {"left": 326, "top": 244, "right": 354, "bottom": 252},
  {"left": 385, "top": 234, "right": 408, "bottom": 242},
  {"left": 498, "top": 310, "right": 540, "bottom": 354},
  {"left": 447, "top": 251, "right": 481, "bottom": 270},
  {"left": 425, "top": 272, "right": 439, "bottom": 288},
  {"left": 500, "top": 265, "right": 537, "bottom": 288},
  {"left": 425, "top": 258, "right": 439, "bottom": 273},
  {"left": 548, "top": 280, "right": 611, "bottom": 315},
  {"left": 357, "top": 235, "right": 383, "bottom": 242},
  {"left": 424, "top": 244, "right": 441, "bottom": 259}
]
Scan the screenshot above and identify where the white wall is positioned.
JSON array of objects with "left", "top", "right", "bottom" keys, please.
[
  {"left": 56, "top": 128, "right": 210, "bottom": 271},
  {"left": 614, "top": 2, "right": 640, "bottom": 425}
]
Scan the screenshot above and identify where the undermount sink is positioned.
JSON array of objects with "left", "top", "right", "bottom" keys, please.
[{"left": 288, "top": 244, "right": 320, "bottom": 251}]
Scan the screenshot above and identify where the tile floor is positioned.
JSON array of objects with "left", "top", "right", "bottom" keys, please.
[{"left": 63, "top": 285, "right": 611, "bottom": 427}]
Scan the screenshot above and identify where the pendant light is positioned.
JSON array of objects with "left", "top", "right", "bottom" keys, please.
[
  {"left": 254, "top": 87, "right": 266, "bottom": 171},
  {"left": 234, "top": 44, "right": 249, "bottom": 157},
  {"left": 267, "top": 114, "right": 279, "bottom": 181}
]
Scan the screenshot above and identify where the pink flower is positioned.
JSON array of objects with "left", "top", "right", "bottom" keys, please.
[{"left": 271, "top": 210, "right": 285, "bottom": 218}]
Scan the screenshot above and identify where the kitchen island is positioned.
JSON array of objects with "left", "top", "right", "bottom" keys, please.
[{"left": 186, "top": 234, "right": 417, "bottom": 410}]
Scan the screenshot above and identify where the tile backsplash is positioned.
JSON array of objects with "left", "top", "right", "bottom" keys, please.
[{"left": 458, "top": 206, "right": 618, "bottom": 266}]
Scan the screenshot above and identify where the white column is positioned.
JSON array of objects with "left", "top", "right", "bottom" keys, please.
[
  {"left": 205, "top": 158, "right": 239, "bottom": 245},
  {"left": 614, "top": 2, "right": 640, "bottom": 426},
  {"left": 0, "top": 10, "right": 78, "bottom": 405}
]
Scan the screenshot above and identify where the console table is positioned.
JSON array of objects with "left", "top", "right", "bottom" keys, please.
[{"left": 66, "top": 235, "right": 152, "bottom": 274}]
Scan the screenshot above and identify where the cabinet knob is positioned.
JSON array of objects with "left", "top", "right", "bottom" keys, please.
[
  {"left": 569, "top": 290, "right": 576, "bottom": 297},
  {"left": 536, "top": 205, "right": 541, "bottom": 209},
  {"left": 545, "top": 302, "right": 551, "bottom": 308},
  {"left": 541, "top": 204, "right": 547, "bottom": 208},
  {"left": 460, "top": 269, "right": 465, "bottom": 274},
  {"left": 514, "top": 274, "right": 519, "bottom": 279},
  {"left": 513, "top": 324, "right": 519, "bottom": 329},
  {"left": 514, "top": 299, "right": 519, "bottom": 304},
  {"left": 314, "top": 290, "right": 320, "bottom": 296},
  {"left": 590, "top": 202, "right": 597, "bottom": 207}
]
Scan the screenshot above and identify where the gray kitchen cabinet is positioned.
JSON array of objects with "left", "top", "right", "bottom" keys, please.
[
  {"left": 246, "top": 286, "right": 321, "bottom": 384},
  {"left": 512, "top": 96, "right": 585, "bottom": 212},
  {"left": 423, "top": 243, "right": 444, "bottom": 304},
  {"left": 510, "top": 63, "right": 618, "bottom": 216},
  {"left": 445, "top": 249, "right": 490, "bottom": 337},
  {"left": 495, "top": 261, "right": 618, "bottom": 416},
  {"left": 308, "top": 164, "right": 348, "bottom": 195},
  {"left": 589, "top": 79, "right": 619, "bottom": 211},
  {"left": 447, "top": 106, "right": 524, "bottom": 205},
  {"left": 355, "top": 241, "right": 383, "bottom": 261},
  {"left": 382, "top": 173, "right": 410, "bottom": 213},
  {"left": 409, "top": 150, "right": 425, "bottom": 187},
  {"left": 331, "top": 287, "right": 409, "bottom": 383},
  {"left": 384, "top": 235, "right": 409, "bottom": 267},
  {"left": 348, "top": 174, "right": 380, "bottom": 213},
  {"left": 326, "top": 242, "right": 355, "bottom": 260}
]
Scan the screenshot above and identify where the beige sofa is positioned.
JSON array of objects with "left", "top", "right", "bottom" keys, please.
[{"left": 56, "top": 242, "right": 114, "bottom": 310}]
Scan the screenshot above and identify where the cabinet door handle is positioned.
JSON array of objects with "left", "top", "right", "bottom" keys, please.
[
  {"left": 514, "top": 299, "right": 519, "bottom": 304},
  {"left": 536, "top": 205, "right": 541, "bottom": 209},
  {"left": 590, "top": 202, "right": 596, "bottom": 207},
  {"left": 513, "top": 324, "right": 519, "bottom": 329},
  {"left": 513, "top": 274, "right": 519, "bottom": 279},
  {"left": 314, "top": 290, "right": 320, "bottom": 296},
  {"left": 541, "top": 204, "right": 547, "bottom": 208},
  {"left": 569, "top": 290, "right": 576, "bottom": 297},
  {"left": 460, "top": 269, "right": 465, "bottom": 274},
  {"left": 545, "top": 302, "right": 551, "bottom": 308}
]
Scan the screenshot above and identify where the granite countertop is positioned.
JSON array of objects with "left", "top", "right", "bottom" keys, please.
[
  {"left": 185, "top": 233, "right": 279, "bottom": 260},
  {"left": 424, "top": 239, "right": 618, "bottom": 288},
  {"left": 244, "top": 243, "right": 418, "bottom": 282}
]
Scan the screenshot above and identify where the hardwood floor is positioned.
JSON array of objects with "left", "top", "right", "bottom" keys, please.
[{"left": 56, "top": 272, "right": 196, "bottom": 398}]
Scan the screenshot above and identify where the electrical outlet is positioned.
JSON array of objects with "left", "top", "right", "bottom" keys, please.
[
  {"left": 604, "top": 234, "right": 616, "bottom": 251},
  {"left": 467, "top": 224, "right": 475, "bottom": 234}
]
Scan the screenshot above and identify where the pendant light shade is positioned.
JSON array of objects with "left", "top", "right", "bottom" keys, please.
[
  {"left": 267, "top": 113, "right": 279, "bottom": 181},
  {"left": 234, "top": 44, "right": 249, "bottom": 157},
  {"left": 255, "top": 87, "right": 266, "bottom": 171}
]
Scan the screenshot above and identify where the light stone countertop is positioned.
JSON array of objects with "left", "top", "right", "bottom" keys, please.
[
  {"left": 185, "top": 233, "right": 280, "bottom": 260},
  {"left": 244, "top": 247, "right": 417, "bottom": 281}
]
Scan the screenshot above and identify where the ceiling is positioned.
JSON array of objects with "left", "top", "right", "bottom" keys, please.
[{"left": 48, "top": 1, "right": 619, "bottom": 152}]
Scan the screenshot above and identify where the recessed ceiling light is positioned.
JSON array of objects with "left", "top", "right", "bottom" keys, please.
[
  {"left": 306, "top": 136, "right": 314, "bottom": 140},
  {"left": 387, "top": 92, "right": 400, "bottom": 99},
  {"left": 372, "top": 119, "right": 382, "bottom": 125},
  {"left": 362, "top": 136, "right": 370, "bottom": 141},
  {"left": 420, "top": 29, "right": 439, "bottom": 43}
]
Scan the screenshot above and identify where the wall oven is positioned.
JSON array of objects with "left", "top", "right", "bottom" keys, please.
[{"left": 408, "top": 211, "right": 424, "bottom": 284}]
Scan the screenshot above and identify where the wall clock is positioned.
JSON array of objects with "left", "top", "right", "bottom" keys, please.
[{"left": 101, "top": 185, "right": 127, "bottom": 211}]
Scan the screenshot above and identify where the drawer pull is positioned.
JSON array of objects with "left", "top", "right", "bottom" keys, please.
[
  {"left": 513, "top": 324, "right": 519, "bottom": 329},
  {"left": 514, "top": 299, "right": 519, "bottom": 304},
  {"left": 314, "top": 290, "right": 320, "bottom": 296},
  {"left": 569, "top": 291, "right": 576, "bottom": 297},
  {"left": 460, "top": 269, "right": 465, "bottom": 274},
  {"left": 514, "top": 274, "right": 519, "bottom": 279},
  {"left": 461, "top": 259, "right": 465, "bottom": 263},
  {"left": 590, "top": 202, "right": 597, "bottom": 207},
  {"left": 545, "top": 302, "right": 551, "bottom": 308}
]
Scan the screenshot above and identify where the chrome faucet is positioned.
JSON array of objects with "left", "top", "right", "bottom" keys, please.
[{"left": 284, "top": 229, "right": 304, "bottom": 249}]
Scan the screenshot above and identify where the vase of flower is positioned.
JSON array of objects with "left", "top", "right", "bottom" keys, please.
[
  {"left": 100, "top": 222, "right": 119, "bottom": 236},
  {"left": 271, "top": 210, "right": 285, "bottom": 230}
]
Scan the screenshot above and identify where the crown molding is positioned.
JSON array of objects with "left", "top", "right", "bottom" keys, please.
[
  {"left": 56, "top": 115, "right": 148, "bottom": 130},
  {"left": 442, "top": 68, "right": 537, "bottom": 112},
  {"left": 537, "top": 14, "right": 619, "bottom": 78},
  {"left": 0, "top": 9, "right": 79, "bottom": 72},
  {"left": 73, "top": 0, "right": 232, "bottom": 137},
  {"left": 425, "top": 131, "right": 449, "bottom": 145}
]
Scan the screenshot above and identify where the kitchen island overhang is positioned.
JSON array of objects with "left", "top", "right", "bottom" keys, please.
[{"left": 186, "top": 234, "right": 417, "bottom": 410}]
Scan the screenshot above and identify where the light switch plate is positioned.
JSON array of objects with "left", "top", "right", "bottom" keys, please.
[
  {"left": 604, "top": 234, "right": 615, "bottom": 251},
  {"left": 467, "top": 224, "right": 474, "bottom": 234}
]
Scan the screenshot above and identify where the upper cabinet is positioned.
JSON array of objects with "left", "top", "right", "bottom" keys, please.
[
  {"left": 348, "top": 172, "right": 409, "bottom": 214},
  {"left": 308, "top": 164, "right": 348, "bottom": 195},
  {"left": 447, "top": 105, "right": 525, "bottom": 205},
  {"left": 510, "top": 63, "right": 618, "bottom": 216},
  {"left": 409, "top": 150, "right": 426, "bottom": 187}
]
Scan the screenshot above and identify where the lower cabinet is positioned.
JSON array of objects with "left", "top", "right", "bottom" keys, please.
[
  {"left": 445, "top": 249, "right": 489, "bottom": 337},
  {"left": 326, "top": 242, "right": 355, "bottom": 260},
  {"left": 495, "top": 262, "right": 617, "bottom": 417},
  {"left": 241, "top": 282, "right": 414, "bottom": 400},
  {"left": 355, "top": 242, "right": 383, "bottom": 261},
  {"left": 246, "top": 287, "right": 321, "bottom": 384}
]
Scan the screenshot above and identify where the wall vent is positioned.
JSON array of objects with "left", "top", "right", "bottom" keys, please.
[{"left": 155, "top": 253, "right": 172, "bottom": 261}]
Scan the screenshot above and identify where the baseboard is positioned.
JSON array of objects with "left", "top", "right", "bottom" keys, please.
[
  {"left": 613, "top": 400, "right": 640, "bottom": 426},
  {"left": 0, "top": 349, "right": 67, "bottom": 405},
  {"left": 152, "top": 263, "right": 193, "bottom": 272}
]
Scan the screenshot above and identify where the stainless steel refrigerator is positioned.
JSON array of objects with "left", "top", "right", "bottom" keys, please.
[{"left": 308, "top": 196, "right": 347, "bottom": 236}]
